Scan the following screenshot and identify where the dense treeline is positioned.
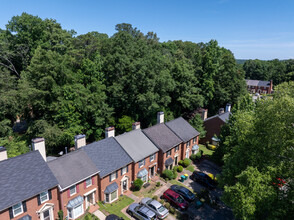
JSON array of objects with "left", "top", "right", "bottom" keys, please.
[
  {"left": 0, "top": 13, "right": 246, "bottom": 156},
  {"left": 215, "top": 82, "right": 294, "bottom": 219},
  {"left": 241, "top": 59, "right": 294, "bottom": 85}
]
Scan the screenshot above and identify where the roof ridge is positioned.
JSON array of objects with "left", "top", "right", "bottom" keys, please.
[{"left": 0, "top": 150, "right": 37, "bottom": 164}]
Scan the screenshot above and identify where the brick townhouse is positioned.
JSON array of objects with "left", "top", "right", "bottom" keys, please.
[
  {"left": 81, "top": 133, "right": 133, "bottom": 204},
  {"left": 47, "top": 150, "right": 100, "bottom": 219},
  {"left": 246, "top": 79, "right": 273, "bottom": 94},
  {"left": 115, "top": 122, "right": 159, "bottom": 184},
  {"left": 0, "top": 149, "right": 59, "bottom": 220}
]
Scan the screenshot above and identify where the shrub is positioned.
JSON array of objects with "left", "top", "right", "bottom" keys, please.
[
  {"left": 165, "top": 202, "right": 171, "bottom": 209},
  {"left": 160, "top": 199, "right": 164, "bottom": 204},
  {"left": 196, "top": 152, "right": 202, "bottom": 159},
  {"left": 163, "top": 169, "right": 175, "bottom": 180},
  {"left": 178, "top": 160, "right": 184, "bottom": 166},
  {"left": 156, "top": 181, "right": 161, "bottom": 187},
  {"left": 177, "top": 165, "right": 183, "bottom": 172},
  {"left": 183, "top": 158, "right": 191, "bottom": 167},
  {"left": 58, "top": 210, "right": 63, "bottom": 220},
  {"left": 172, "top": 166, "right": 178, "bottom": 179},
  {"left": 190, "top": 154, "right": 197, "bottom": 162},
  {"left": 153, "top": 195, "right": 158, "bottom": 201},
  {"left": 133, "top": 178, "right": 144, "bottom": 191},
  {"left": 169, "top": 207, "right": 176, "bottom": 214}
]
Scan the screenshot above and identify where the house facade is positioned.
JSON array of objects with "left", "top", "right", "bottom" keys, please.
[
  {"left": 47, "top": 150, "right": 100, "bottom": 219},
  {"left": 246, "top": 79, "right": 273, "bottom": 94},
  {"left": 0, "top": 151, "right": 59, "bottom": 220},
  {"left": 115, "top": 123, "right": 159, "bottom": 183}
]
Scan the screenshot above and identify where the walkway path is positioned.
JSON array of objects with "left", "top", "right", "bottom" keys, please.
[{"left": 93, "top": 209, "right": 106, "bottom": 220}]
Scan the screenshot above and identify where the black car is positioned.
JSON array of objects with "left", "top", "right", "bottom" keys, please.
[
  {"left": 105, "top": 214, "right": 124, "bottom": 220},
  {"left": 191, "top": 171, "right": 217, "bottom": 189},
  {"left": 170, "top": 185, "right": 196, "bottom": 202}
]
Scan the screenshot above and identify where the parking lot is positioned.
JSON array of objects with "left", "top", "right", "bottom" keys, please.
[{"left": 123, "top": 159, "right": 234, "bottom": 220}]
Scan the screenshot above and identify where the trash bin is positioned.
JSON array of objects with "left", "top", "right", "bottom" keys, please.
[
  {"left": 180, "top": 175, "right": 185, "bottom": 182},
  {"left": 184, "top": 174, "right": 189, "bottom": 180}
]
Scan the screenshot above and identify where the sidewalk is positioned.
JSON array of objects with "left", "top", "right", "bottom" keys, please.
[{"left": 93, "top": 209, "right": 106, "bottom": 220}]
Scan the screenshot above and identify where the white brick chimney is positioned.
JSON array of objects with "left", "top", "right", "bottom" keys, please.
[
  {"left": 132, "top": 122, "right": 141, "bottom": 130},
  {"left": 225, "top": 103, "right": 231, "bottom": 112},
  {"left": 32, "top": 137, "right": 46, "bottom": 161},
  {"left": 202, "top": 109, "right": 208, "bottom": 120},
  {"left": 157, "top": 112, "right": 164, "bottom": 124},
  {"left": 74, "top": 134, "right": 86, "bottom": 149},
  {"left": 105, "top": 126, "right": 115, "bottom": 138},
  {"left": 0, "top": 146, "right": 8, "bottom": 161}
]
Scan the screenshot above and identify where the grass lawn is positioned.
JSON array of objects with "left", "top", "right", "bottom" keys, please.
[
  {"left": 186, "top": 165, "right": 195, "bottom": 172},
  {"left": 199, "top": 144, "right": 214, "bottom": 156},
  {"left": 132, "top": 182, "right": 161, "bottom": 199},
  {"left": 98, "top": 195, "right": 134, "bottom": 220}
]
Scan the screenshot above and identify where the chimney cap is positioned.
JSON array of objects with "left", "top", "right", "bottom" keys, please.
[
  {"left": 158, "top": 111, "right": 164, "bottom": 115},
  {"left": 0, "top": 146, "right": 6, "bottom": 152},
  {"left": 132, "top": 122, "right": 140, "bottom": 126},
  {"left": 105, "top": 126, "right": 115, "bottom": 131},
  {"left": 74, "top": 134, "right": 86, "bottom": 140},
  {"left": 31, "top": 137, "right": 45, "bottom": 143}
]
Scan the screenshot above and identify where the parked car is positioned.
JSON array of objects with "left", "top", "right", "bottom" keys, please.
[
  {"left": 106, "top": 214, "right": 124, "bottom": 220},
  {"left": 191, "top": 171, "right": 217, "bottom": 189},
  {"left": 162, "top": 189, "right": 189, "bottom": 210},
  {"left": 140, "top": 197, "right": 169, "bottom": 219},
  {"left": 170, "top": 185, "right": 196, "bottom": 202},
  {"left": 127, "top": 203, "right": 158, "bottom": 220}
]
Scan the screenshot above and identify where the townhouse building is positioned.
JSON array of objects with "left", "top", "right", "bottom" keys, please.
[
  {"left": 81, "top": 133, "right": 133, "bottom": 204},
  {"left": 47, "top": 150, "right": 100, "bottom": 219},
  {"left": 115, "top": 122, "right": 159, "bottom": 183},
  {"left": 166, "top": 117, "right": 200, "bottom": 158},
  {"left": 0, "top": 149, "right": 59, "bottom": 220},
  {"left": 246, "top": 79, "right": 273, "bottom": 94}
]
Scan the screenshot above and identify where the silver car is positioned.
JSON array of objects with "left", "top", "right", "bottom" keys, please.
[
  {"left": 127, "top": 203, "right": 157, "bottom": 220},
  {"left": 140, "top": 198, "right": 169, "bottom": 219}
]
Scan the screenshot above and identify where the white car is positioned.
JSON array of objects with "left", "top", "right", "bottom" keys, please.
[{"left": 140, "top": 198, "right": 169, "bottom": 219}]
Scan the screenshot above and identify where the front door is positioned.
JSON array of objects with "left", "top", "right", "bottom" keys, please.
[
  {"left": 122, "top": 179, "right": 128, "bottom": 191},
  {"left": 42, "top": 209, "right": 51, "bottom": 220},
  {"left": 150, "top": 166, "right": 155, "bottom": 176},
  {"left": 86, "top": 193, "right": 94, "bottom": 209},
  {"left": 174, "top": 156, "right": 178, "bottom": 166}
]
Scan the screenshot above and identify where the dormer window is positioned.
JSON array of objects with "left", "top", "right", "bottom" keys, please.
[
  {"left": 40, "top": 191, "right": 49, "bottom": 203},
  {"left": 12, "top": 202, "right": 23, "bottom": 217}
]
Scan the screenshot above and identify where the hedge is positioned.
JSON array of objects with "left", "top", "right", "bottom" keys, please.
[{"left": 133, "top": 178, "right": 144, "bottom": 191}]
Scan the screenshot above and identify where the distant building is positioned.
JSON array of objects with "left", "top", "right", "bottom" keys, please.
[{"left": 246, "top": 79, "right": 273, "bottom": 94}]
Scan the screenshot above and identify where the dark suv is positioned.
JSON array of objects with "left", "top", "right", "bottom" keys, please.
[
  {"left": 191, "top": 171, "right": 217, "bottom": 189},
  {"left": 162, "top": 189, "right": 189, "bottom": 210},
  {"left": 170, "top": 185, "right": 196, "bottom": 202}
]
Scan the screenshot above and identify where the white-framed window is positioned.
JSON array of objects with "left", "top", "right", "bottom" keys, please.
[
  {"left": 193, "top": 137, "right": 197, "bottom": 143},
  {"left": 166, "top": 150, "right": 171, "bottom": 157},
  {"left": 105, "top": 190, "right": 118, "bottom": 203},
  {"left": 12, "top": 202, "right": 23, "bottom": 217},
  {"left": 174, "top": 146, "right": 179, "bottom": 152},
  {"left": 110, "top": 172, "right": 117, "bottom": 182},
  {"left": 69, "top": 185, "right": 76, "bottom": 196},
  {"left": 68, "top": 204, "right": 84, "bottom": 219},
  {"left": 187, "top": 141, "right": 190, "bottom": 148},
  {"left": 150, "top": 154, "right": 155, "bottom": 162},
  {"left": 121, "top": 166, "right": 127, "bottom": 175},
  {"left": 40, "top": 191, "right": 49, "bottom": 203},
  {"left": 138, "top": 159, "right": 145, "bottom": 168},
  {"left": 86, "top": 178, "right": 92, "bottom": 187}
]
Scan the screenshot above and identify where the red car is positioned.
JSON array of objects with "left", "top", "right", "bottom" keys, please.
[{"left": 162, "top": 189, "right": 189, "bottom": 210}]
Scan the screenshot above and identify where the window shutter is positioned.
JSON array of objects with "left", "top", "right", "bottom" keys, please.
[
  {"left": 116, "top": 170, "right": 118, "bottom": 178},
  {"left": 8, "top": 207, "right": 13, "bottom": 219},
  {"left": 109, "top": 174, "right": 111, "bottom": 182},
  {"left": 92, "top": 176, "right": 95, "bottom": 185},
  {"left": 76, "top": 185, "right": 79, "bottom": 193},
  {"left": 67, "top": 189, "right": 70, "bottom": 198},
  {"left": 22, "top": 201, "right": 27, "bottom": 212},
  {"left": 48, "top": 189, "right": 52, "bottom": 200},
  {"left": 37, "top": 194, "right": 41, "bottom": 205},
  {"left": 84, "top": 180, "right": 87, "bottom": 189}
]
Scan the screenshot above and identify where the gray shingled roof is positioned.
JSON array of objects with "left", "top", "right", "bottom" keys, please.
[
  {"left": 205, "top": 111, "right": 231, "bottom": 123},
  {"left": 0, "top": 151, "right": 58, "bottom": 212},
  {"left": 165, "top": 117, "right": 200, "bottom": 142},
  {"left": 143, "top": 123, "right": 182, "bottom": 153},
  {"left": 82, "top": 137, "right": 133, "bottom": 178},
  {"left": 47, "top": 150, "right": 99, "bottom": 190},
  {"left": 246, "top": 79, "right": 271, "bottom": 87},
  {"left": 115, "top": 129, "right": 159, "bottom": 163}
]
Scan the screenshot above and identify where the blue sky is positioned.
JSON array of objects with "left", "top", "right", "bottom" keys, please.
[{"left": 1, "top": 0, "right": 293, "bottom": 60}]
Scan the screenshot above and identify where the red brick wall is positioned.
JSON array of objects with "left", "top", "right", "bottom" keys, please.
[
  {"left": 201, "top": 117, "right": 225, "bottom": 144},
  {"left": 180, "top": 136, "right": 199, "bottom": 160},
  {"left": 98, "top": 163, "right": 132, "bottom": 202},
  {"left": 133, "top": 152, "right": 159, "bottom": 181},
  {"left": 0, "top": 187, "right": 59, "bottom": 220},
  {"left": 59, "top": 175, "right": 99, "bottom": 217}
]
